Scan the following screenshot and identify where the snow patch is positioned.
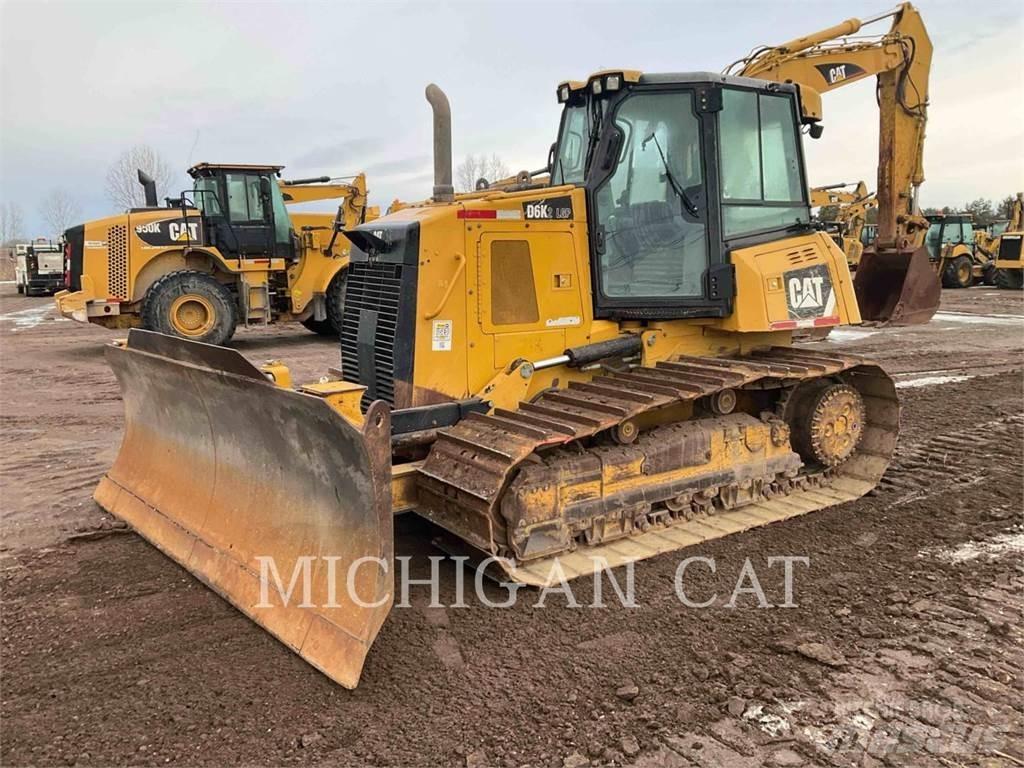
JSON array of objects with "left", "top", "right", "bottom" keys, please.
[
  {"left": 743, "top": 704, "right": 792, "bottom": 737},
  {"left": 921, "top": 530, "right": 1024, "bottom": 563},
  {"left": 895, "top": 374, "right": 974, "bottom": 389},
  {"left": 826, "top": 327, "right": 879, "bottom": 343},
  {"left": 0, "top": 305, "right": 54, "bottom": 331},
  {"left": 933, "top": 311, "right": 1024, "bottom": 326}
]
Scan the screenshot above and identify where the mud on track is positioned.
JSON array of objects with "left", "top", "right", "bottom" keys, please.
[{"left": 1, "top": 285, "right": 1022, "bottom": 767}]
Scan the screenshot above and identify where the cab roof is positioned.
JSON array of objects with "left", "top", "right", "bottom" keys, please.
[
  {"left": 556, "top": 70, "right": 801, "bottom": 103},
  {"left": 926, "top": 212, "right": 973, "bottom": 222},
  {"left": 188, "top": 163, "right": 285, "bottom": 178}
]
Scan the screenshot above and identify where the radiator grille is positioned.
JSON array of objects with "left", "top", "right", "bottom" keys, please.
[
  {"left": 341, "top": 261, "right": 404, "bottom": 407},
  {"left": 107, "top": 225, "right": 128, "bottom": 299}
]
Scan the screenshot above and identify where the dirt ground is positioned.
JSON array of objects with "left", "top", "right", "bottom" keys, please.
[{"left": 1, "top": 284, "right": 1022, "bottom": 768}]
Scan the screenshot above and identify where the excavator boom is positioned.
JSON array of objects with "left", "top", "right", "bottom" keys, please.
[{"left": 731, "top": 3, "right": 939, "bottom": 324}]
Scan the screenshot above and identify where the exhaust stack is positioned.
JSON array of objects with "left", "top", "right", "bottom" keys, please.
[
  {"left": 137, "top": 169, "right": 158, "bottom": 207},
  {"left": 425, "top": 84, "right": 454, "bottom": 202}
]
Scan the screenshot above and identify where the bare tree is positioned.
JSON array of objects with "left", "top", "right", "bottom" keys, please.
[
  {"left": 0, "top": 202, "right": 25, "bottom": 270},
  {"left": 39, "top": 189, "right": 81, "bottom": 237},
  {"left": 105, "top": 144, "right": 174, "bottom": 209},
  {"left": 0, "top": 202, "right": 25, "bottom": 245},
  {"left": 456, "top": 153, "right": 511, "bottom": 192}
]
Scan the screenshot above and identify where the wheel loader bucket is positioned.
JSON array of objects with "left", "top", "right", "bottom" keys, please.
[
  {"left": 94, "top": 330, "right": 393, "bottom": 688},
  {"left": 853, "top": 243, "right": 940, "bottom": 325}
]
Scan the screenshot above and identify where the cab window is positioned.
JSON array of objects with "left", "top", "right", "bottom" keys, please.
[
  {"left": 193, "top": 178, "right": 223, "bottom": 215},
  {"left": 226, "top": 174, "right": 267, "bottom": 223},
  {"left": 925, "top": 221, "right": 943, "bottom": 258},
  {"left": 719, "top": 89, "right": 807, "bottom": 237},
  {"left": 593, "top": 91, "right": 707, "bottom": 299},
  {"left": 553, "top": 105, "right": 588, "bottom": 185},
  {"left": 269, "top": 181, "right": 291, "bottom": 246}
]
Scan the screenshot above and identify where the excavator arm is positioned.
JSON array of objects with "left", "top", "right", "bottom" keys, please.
[
  {"left": 280, "top": 172, "right": 373, "bottom": 230},
  {"left": 729, "top": 3, "right": 938, "bottom": 323},
  {"left": 812, "top": 182, "right": 876, "bottom": 268},
  {"left": 811, "top": 181, "right": 869, "bottom": 208}
]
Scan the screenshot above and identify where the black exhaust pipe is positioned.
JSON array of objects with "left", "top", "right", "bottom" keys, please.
[
  {"left": 425, "top": 84, "right": 454, "bottom": 202},
  {"left": 137, "top": 169, "right": 158, "bottom": 207}
]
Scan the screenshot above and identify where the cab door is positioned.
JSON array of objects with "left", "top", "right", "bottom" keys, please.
[{"left": 222, "top": 173, "right": 274, "bottom": 257}]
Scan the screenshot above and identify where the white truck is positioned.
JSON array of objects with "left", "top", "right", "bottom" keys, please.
[{"left": 15, "top": 239, "right": 65, "bottom": 296}]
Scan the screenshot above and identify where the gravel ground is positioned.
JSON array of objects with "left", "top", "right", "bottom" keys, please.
[{"left": 1, "top": 284, "right": 1022, "bottom": 768}]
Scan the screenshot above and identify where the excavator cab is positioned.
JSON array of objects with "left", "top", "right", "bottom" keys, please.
[{"left": 187, "top": 163, "right": 295, "bottom": 260}]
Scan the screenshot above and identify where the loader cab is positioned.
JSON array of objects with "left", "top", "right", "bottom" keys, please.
[
  {"left": 186, "top": 163, "right": 294, "bottom": 260},
  {"left": 552, "top": 71, "right": 811, "bottom": 319},
  {"left": 924, "top": 214, "right": 974, "bottom": 262}
]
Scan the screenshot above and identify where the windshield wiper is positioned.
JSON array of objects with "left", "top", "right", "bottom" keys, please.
[{"left": 643, "top": 132, "right": 699, "bottom": 217}]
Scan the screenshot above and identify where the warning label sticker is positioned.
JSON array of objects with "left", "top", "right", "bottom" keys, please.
[{"left": 432, "top": 319, "right": 452, "bottom": 351}]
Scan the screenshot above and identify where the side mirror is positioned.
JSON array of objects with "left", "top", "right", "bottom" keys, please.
[
  {"left": 260, "top": 177, "right": 272, "bottom": 198},
  {"left": 809, "top": 123, "right": 824, "bottom": 140},
  {"left": 601, "top": 130, "right": 623, "bottom": 171}
]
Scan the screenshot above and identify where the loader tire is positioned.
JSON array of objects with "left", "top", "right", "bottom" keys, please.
[
  {"left": 941, "top": 256, "right": 973, "bottom": 289},
  {"left": 142, "top": 270, "right": 237, "bottom": 346},
  {"left": 994, "top": 268, "right": 1024, "bottom": 290},
  {"left": 301, "top": 269, "right": 347, "bottom": 336}
]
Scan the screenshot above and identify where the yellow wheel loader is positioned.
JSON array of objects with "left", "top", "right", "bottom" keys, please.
[
  {"left": 923, "top": 213, "right": 985, "bottom": 289},
  {"left": 94, "top": 64, "right": 941, "bottom": 688},
  {"left": 975, "top": 193, "right": 1024, "bottom": 290},
  {"left": 55, "top": 166, "right": 376, "bottom": 345}
]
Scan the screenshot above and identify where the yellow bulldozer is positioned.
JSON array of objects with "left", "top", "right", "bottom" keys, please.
[
  {"left": 92, "top": 33, "right": 943, "bottom": 686},
  {"left": 56, "top": 165, "right": 376, "bottom": 345}
]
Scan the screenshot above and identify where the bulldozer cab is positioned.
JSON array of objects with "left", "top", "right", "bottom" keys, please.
[
  {"left": 550, "top": 70, "right": 935, "bottom": 325},
  {"left": 551, "top": 72, "right": 810, "bottom": 318},
  {"left": 187, "top": 163, "right": 294, "bottom": 260}
]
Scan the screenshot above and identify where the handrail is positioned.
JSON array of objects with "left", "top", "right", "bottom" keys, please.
[{"left": 423, "top": 252, "right": 466, "bottom": 320}]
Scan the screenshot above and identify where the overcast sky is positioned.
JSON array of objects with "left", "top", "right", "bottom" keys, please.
[{"left": 2, "top": 0, "right": 1022, "bottom": 237}]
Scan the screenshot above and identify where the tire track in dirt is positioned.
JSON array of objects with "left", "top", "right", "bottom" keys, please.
[{"left": 878, "top": 413, "right": 1024, "bottom": 505}]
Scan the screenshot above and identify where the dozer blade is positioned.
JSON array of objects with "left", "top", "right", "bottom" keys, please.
[
  {"left": 94, "top": 330, "right": 393, "bottom": 688},
  {"left": 853, "top": 243, "right": 940, "bottom": 325}
]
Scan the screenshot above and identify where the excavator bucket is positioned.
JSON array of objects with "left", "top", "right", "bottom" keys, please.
[
  {"left": 94, "top": 330, "right": 394, "bottom": 688},
  {"left": 853, "top": 243, "right": 940, "bottom": 325}
]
